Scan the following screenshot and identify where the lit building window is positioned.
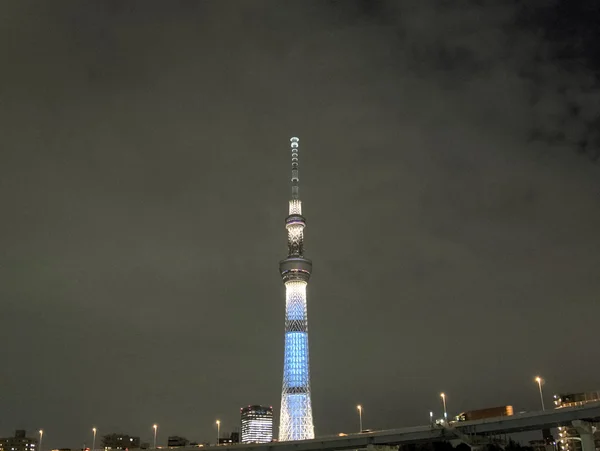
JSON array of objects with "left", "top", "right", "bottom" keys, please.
[{"left": 241, "top": 405, "right": 273, "bottom": 444}]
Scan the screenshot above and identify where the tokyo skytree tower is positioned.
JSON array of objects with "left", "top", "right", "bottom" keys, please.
[{"left": 278, "top": 137, "right": 315, "bottom": 441}]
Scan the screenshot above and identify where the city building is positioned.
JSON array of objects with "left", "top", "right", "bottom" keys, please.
[
  {"left": 554, "top": 391, "right": 600, "bottom": 451},
  {"left": 530, "top": 429, "right": 556, "bottom": 451},
  {"left": 218, "top": 432, "right": 239, "bottom": 446},
  {"left": 167, "top": 437, "right": 189, "bottom": 448},
  {"left": 101, "top": 434, "right": 140, "bottom": 450},
  {"left": 530, "top": 439, "right": 548, "bottom": 451},
  {"left": 241, "top": 405, "right": 274, "bottom": 443},
  {"left": 0, "top": 431, "right": 38, "bottom": 451},
  {"left": 278, "top": 137, "right": 315, "bottom": 441}
]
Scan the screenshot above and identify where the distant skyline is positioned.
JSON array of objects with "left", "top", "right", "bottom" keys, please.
[{"left": 1, "top": 1, "right": 600, "bottom": 449}]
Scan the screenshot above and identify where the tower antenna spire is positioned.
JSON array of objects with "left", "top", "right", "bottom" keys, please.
[{"left": 290, "top": 137, "right": 299, "bottom": 199}]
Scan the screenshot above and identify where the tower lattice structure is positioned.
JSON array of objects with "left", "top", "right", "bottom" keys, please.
[{"left": 278, "top": 137, "right": 315, "bottom": 441}]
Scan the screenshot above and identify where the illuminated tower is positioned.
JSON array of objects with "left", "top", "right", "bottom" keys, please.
[{"left": 278, "top": 137, "right": 315, "bottom": 441}]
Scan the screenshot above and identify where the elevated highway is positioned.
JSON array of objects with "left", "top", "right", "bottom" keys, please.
[{"left": 183, "top": 402, "right": 600, "bottom": 451}]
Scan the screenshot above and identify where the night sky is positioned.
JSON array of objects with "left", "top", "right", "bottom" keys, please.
[{"left": 1, "top": 1, "right": 600, "bottom": 448}]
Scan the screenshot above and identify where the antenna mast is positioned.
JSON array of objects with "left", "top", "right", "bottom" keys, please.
[{"left": 290, "top": 137, "right": 299, "bottom": 199}]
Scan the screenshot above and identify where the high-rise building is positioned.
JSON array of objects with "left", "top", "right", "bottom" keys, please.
[
  {"left": 241, "top": 405, "right": 273, "bottom": 443},
  {"left": 0, "top": 430, "right": 38, "bottom": 451},
  {"left": 278, "top": 137, "right": 315, "bottom": 441},
  {"left": 555, "top": 391, "right": 600, "bottom": 451}
]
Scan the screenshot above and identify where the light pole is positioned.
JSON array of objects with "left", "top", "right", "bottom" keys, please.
[
  {"left": 535, "top": 376, "right": 545, "bottom": 410},
  {"left": 357, "top": 405, "right": 363, "bottom": 432},
  {"left": 216, "top": 420, "right": 220, "bottom": 445},
  {"left": 429, "top": 411, "right": 433, "bottom": 426},
  {"left": 39, "top": 430, "right": 43, "bottom": 451},
  {"left": 152, "top": 424, "right": 158, "bottom": 449},
  {"left": 440, "top": 393, "right": 447, "bottom": 421},
  {"left": 92, "top": 428, "right": 97, "bottom": 451}
]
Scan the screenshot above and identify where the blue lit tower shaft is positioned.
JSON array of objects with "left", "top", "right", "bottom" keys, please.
[{"left": 278, "top": 137, "right": 315, "bottom": 441}]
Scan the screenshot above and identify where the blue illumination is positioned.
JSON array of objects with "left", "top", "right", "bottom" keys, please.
[{"left": 284, "top": 331, "right": 309, "bottom": 388}]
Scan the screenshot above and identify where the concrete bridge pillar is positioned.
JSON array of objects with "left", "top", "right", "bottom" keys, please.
[{"left": 572, "top": 420, "right": 595, "bottom": 451}]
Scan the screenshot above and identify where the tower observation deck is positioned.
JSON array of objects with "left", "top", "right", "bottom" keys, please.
[{"left": 278, "top": 137, "right": 315, "bottom": 441}]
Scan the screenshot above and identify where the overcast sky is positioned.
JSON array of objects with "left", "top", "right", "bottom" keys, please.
[{"left": 1, "top": 0, "right": 599, "bottom": 448}]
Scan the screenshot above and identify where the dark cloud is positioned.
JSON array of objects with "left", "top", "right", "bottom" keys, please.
[{"left": 0, "top": 0, "right": 599, "bottom": 448}]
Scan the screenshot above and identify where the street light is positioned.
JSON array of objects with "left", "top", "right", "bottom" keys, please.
[
  {"left": 92, "top": 428, "right": 97, "bottom": 451},
  {"left": 357, "top": 405, "right": 363, "bottom": 432},
  {"left": 216, "top": 420, "right": 220, "bottom": 445},
  {"left": 535, "top": 376, "right": 545, "bottom": 410},
  {"left": 39, "top": 430, "right": 43, "bottom": 451},
  {"left": 429, "top": 411, "right": 433, "bottom": 425},
  {"left": 152, "top": 424, "right": 158, "bottom": 449},
  {"left": 440, "top": 393, "right": 447, "bottom": 421}
]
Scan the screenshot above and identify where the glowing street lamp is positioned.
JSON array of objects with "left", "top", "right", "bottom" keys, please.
[
  {"left": 357, "top": 405, "right": 363, "bottom": 432},
  {"left": 216, "top": 420, "right": 220, "bottom": 445},
  {"left": 429, "top": 411, "right": 434, "bottom": 425},
  {"left": 440, "top": 393, "right": 447, "bottom": 421},
  {"left": 92, "top": 428, "right": 97, "bottom": 451},
  {"left": 38, "top": 430, "right": 43, "bottom": 451},
  {"left": 152, "top": 424, "right": 158, "bottom": 449},
  {"left": 535, "top": 376, "right": 545, "bottom": 410}
]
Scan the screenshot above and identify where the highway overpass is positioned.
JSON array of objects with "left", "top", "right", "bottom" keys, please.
[{"left": 182, "top": 402, "right": 600, "bottom": 451}]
